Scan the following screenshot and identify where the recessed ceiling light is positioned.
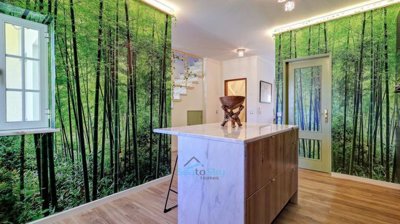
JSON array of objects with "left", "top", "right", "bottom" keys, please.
[
  {"left": 237, "top": 49, "right": 246, "bottom": 57},
  {"left": 285, "top": 0, "right": 295, "bottom": 12},
  {"left": 277, "top": 0, "right": 287, "bottom": 3}
]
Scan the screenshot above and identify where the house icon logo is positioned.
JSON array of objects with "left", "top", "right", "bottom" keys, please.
[
  {"left": 183, "top": 156, "right": 203, "bottom": 169},
  {"left": 179, "top": 156, "right": 225, "bottom": 180}
]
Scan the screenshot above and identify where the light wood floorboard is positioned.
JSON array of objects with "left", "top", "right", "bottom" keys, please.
[
  {"left": 275, "top": 170, "right": 400, "bottom": 224},
  {"left": 43, "top": 169, "right": 400, "bottom": 224}
]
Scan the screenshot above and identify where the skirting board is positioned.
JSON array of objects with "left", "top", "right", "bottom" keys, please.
[
  {"left": 331, "top": 172, "right": 400, "bottom": 190},
  {"left": 29, "top": 175, "right": 171, "bottom": 224}
]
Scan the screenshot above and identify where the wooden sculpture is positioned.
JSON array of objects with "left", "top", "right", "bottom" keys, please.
[{"left": 220, "top": 96, "right": 246, "bottom": 128}]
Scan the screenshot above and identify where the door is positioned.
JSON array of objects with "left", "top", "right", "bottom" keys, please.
[
  {"left": 287, "top": 56, "right": 331, "bottom": 172},
  {"left": 225, "top": 78, "right": 247, "bottom": 122}
]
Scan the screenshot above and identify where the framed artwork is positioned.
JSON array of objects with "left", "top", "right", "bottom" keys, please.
[{"left": 260, "top": 81, "right": 272, "bottom": 104}]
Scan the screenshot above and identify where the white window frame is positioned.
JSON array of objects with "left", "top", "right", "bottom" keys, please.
[{"left": 0, "top": 13, "right": 49, "bottom": 131}]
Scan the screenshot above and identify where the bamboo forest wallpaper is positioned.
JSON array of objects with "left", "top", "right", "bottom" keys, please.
[
  {"left": 0, "top": 0, "right": 171, "bottom": 223},
  {"left": 275, "top": 4, "right": 400, "bottom": 183}
]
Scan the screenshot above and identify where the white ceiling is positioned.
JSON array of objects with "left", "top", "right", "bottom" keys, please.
[{"left": 171, "top": 0, "right": 368, "bottom": 60}]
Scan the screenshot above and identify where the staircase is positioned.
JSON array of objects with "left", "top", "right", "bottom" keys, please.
[{"left": 173, "top": 60, "right": 203, "bottom": 101}]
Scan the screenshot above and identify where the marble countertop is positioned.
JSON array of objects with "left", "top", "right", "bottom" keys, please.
[{"left": 154, "top": 123, "right": 298, "bottom": 143}]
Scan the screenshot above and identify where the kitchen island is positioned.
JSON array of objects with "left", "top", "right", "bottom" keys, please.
[{"left": 154, "top": 123, "right": 298, "bottom": 224}]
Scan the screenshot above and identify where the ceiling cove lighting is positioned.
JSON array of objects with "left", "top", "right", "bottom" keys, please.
[
  {"left": 237, "top": 49, "right": 246, "bottom": 57},
  {"left": 142, "top": 0, "right": 175, "bottom": 15},
  {"left": 272, "top": 0, "right": 400, "bottom": 35}
]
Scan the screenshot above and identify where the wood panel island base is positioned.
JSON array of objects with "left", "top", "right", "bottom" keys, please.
[{"left": 154, "top": 123, "right": 299, "bottom": 224}]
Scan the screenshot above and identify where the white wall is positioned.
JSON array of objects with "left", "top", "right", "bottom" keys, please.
[
  {"left": 170, "top": 57, "right": 223, "bottom": 154},
  {"left": 223, "top": 56, "right": 258, "bottom": 123},
  {"left": 222, "top": 56, "right": 274, "bottom": 124},
  {"left": 171, "top": 55, "right": 274, "bottom": 126},
  {"left": 171, "top": 58, "right": 223, "bottom": 127},
  {"left": 171, "top": 59, "right": 205, "bottom": 154},
  {"left": 257, "top": 57, "right": 275, "bottom": 123},
  {"left": 171, "top": 81, "right": 204, "bottom": 127},
  {"left": 203, "top": 58, "right": 223, "bottom": 123}
]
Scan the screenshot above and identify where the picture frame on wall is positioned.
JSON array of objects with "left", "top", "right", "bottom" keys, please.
[{"left": 260, "top": 81, "right": 272, "bottom": 104}]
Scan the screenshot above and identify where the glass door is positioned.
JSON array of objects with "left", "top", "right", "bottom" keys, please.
[{"left": 288, "top": 56, "right": 331, "bottom": 172}]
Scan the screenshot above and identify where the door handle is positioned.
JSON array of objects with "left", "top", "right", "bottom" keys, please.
[{"left": 324, "top": 109, "right": 329, "bottom": 123}]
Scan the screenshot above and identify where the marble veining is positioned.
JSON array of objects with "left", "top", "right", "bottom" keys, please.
[
  {"left": 154, "top": 123, "right": 297, "bottom": 143},
  {"left": 154, "top": 123, "right": 298, "bottom": 224},
  {"left": 178, "top": 136, "right": 245, "bottom": 224}
]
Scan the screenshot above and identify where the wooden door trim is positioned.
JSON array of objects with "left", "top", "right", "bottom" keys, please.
[
  {"left": 224, "top": 78, "right": 247, "bottom": 122},
  {"left": 224, "top": 78, "right": 247, "bottom": 95}
]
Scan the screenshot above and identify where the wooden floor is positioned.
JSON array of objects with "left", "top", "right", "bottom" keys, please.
[
  {"left": 275, "top": 170, "right": 400, "bottom": 224},
  {"left": 44, "top": 169, "right": 400, "bottom": 224}
]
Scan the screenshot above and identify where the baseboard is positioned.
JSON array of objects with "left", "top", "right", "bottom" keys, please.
[
  {"left": 30, "top": 175, "right": 171, "bottom": 224},
  {"left": 331, "top": 172, "right": 400, "bottom": 190}
]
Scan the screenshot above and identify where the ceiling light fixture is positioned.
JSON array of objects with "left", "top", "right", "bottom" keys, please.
[
  {"left": 237, "top": 49, "right": 246, "bottom": 57},
  {"left": 284, "top": 0, "right": 295, "bottom": 12},
  {"left": 272, "top": 0, "right": 400, "bottom": 35},
  {"left": 142, "top": 0, "right": 175, "bottom": 15},
  {"left": 277, "top": 0, "right": 287, "bottom": 3}
]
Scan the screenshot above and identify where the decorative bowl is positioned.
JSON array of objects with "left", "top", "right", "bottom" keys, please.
[{"left": 219, "top": 96, "right": 245, "bottom": 110}]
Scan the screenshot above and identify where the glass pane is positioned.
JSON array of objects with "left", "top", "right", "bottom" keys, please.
[
  {"left": 299, "top": 139, "right": 321, "bottom": 160},
  {"left": 5, "top": 23, "right": 22, "bottom": 56},
  {"left": 24, "top": 28, "right": 40, "bottom": 58},
  {"left": 25, "top": 60, "right": 40, "bottom": 90},
  {"left": 6, "top": 57, "right": 22, "bottom": 89},
  {"left": 6, "top": 91, "right": 23, "bottom": 122},
  {"left": 294, "top": 66, "right": 321, "bottom": 132},
  {"left": 25, "top": 92, "right": 40, "bottom": 121}
]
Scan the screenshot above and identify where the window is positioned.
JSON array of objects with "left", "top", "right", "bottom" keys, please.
[{"left": 0, "top": 13, "right": 49, "bottom": 131}]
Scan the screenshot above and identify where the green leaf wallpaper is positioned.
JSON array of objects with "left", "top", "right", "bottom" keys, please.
[
  {"left": 0, "top": 0, "right": 171, "bottom": 223},
  {"left": 275, "top": 4, "right": 400, "bottom": 183}
]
